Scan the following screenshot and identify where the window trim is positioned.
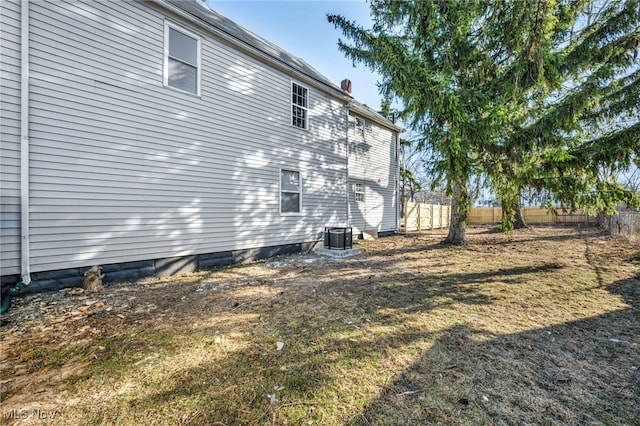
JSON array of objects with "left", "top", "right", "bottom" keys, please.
[
  {"left": 354, "top": 182, "right": 365, "bottom": 202},
  {"left": 354, "top": 117, "right": 370, "bottom": 136},
  {"left": 164, "top": 21, "right": 202, "bottom": 96},
  {"left": 291, "top": 81, "right": 309, "bottom": 130},
  {"left": 279, "top": 168, "right": 302, "bottom": 215}
]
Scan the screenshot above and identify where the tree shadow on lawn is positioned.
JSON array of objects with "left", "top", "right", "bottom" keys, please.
[
  {"left": 71, "top": 270, "right": 487, "bottom": 422},
  {"left": 351, "top": 275, "right": 640, "bottom": 426},
  {"left": 357, "top": 228, "right": 606, "bottom": 271},
  {"left": 8, "top": 226, "right": 624, "bottom": 424},
  {"left": 470, "top": 225, "right": 607, "bottom": 244},
  {"left": 70, "top": 253, "right": 576, "bottom": 424},
  {"left": 355, "top": 238, "right": 451, "bottom": 259}
]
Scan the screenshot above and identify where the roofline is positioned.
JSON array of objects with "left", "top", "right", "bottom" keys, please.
[
  {"left": 148, "top": 0, "right": 401, "bottom": 132},
  {"left": 349, "top": 103, "right": 403, "bottom": 133},
  {"left": 148, "top": 0, "right": 353, "bottom": 103}
]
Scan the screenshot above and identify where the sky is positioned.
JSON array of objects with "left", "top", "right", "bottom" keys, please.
[{"left": 206, "top": 0, "right": 384, "bottom": 109}]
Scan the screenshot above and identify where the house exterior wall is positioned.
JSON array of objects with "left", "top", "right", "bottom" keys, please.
[
  {"left": 348, "top": 113, "right": 399, "bottom": 235},
  {"left": 0, "top": 0, "right": 22, "bottom": 275},
  {"left": 2, "top": 0, "right": 351, "bottom": 276}
]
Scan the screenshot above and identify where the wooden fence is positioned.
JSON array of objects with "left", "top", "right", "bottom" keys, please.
[
  {"left": 468, "top": 207, "right": 597, "bottom": 225},
  {"left": 404, "top": 204, "right": 630, "bottom": 233},
  {"left": 604, "top": 210, "right": 640, "bottom": 240},
  {"left": 403, "top": 201, "right": 451, "bottom": 232}
]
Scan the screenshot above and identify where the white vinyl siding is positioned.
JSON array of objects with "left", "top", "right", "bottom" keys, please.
[
  {"left": 348, "top": 114, "right": 398, "bottom": 235},
  {"left": 164, "top": 22, "right": 201, "bottom": 95},
  {"left": 0, "top": 0, "right": 23, "bottom": 275},
  {"left": 17, "top": 0, "right": 349, "bottom": 273}
]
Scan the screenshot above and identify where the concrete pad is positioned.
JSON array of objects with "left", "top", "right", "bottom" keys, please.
[
  {"left": 315, "top": 247, "right": 362, "bottom": 258},
  {"left": 362, "top": 229, "right": 378, "bottom": 240}
]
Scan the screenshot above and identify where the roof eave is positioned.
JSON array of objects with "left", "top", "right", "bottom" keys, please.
[
  {"left": 149, "top": 0, "right": 353, "bottom": 103},
  {"left": 349, "top": 103, "right": 403, "bottom": 133}
]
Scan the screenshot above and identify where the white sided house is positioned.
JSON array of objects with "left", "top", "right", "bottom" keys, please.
[{"left": 0, "top": 0, "right": 401, "bottom": 291}]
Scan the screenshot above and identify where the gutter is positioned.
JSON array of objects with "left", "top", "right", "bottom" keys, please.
[
  {"left": 348, "top": 102, "right": 403, "bottom": 133},
  {"left": 151, "top": 0, "right": 353, "bottom": 104},
  {"left": 149, "top": 2, "right": 403, "bottom": 135}
]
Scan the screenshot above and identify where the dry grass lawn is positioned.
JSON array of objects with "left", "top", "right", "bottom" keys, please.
[{"left": 1, "top": 226, "right": 638, "bottom": 425}]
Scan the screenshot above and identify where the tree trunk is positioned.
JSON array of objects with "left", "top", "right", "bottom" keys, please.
[
  {"left": 444, "top": 180, "right": 467, "bottom": 245},
  {"left": 596, "top": 211, "right": 609, "bottom": 229},
  {"left": 500, "top": 195, "right": 527, "bottom": 230},
  {"left": 513, "top": 204, "right": 527, "bottom": 229}
]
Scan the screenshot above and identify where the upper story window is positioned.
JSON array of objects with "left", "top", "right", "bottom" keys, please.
[
  {"left": 354, "top": 117, "right": 367, "bottom": 135},
  {"left": 292, "top": 82, "right": 308, "bottom": 129},
  {"left": 354, "top": 182, "right": 365, "bottom": 202},
  {"left": 164, "top": 23, "right": 201, "bottom": 95},
  {"left": 280, "top": 169, "right": 301, "bottom": 214}
]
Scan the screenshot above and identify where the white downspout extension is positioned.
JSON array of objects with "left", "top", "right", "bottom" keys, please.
[{"left": 20, "top": 0, "right": 31, "bottom": 285}]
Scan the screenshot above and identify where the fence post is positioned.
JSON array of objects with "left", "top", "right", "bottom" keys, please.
[{"left": 403, "top": 199, "right": 407, "bottom": 232}]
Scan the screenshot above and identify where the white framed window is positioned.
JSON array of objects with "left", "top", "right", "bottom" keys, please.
[
  {"left": 291, "top": 82, "right": 308, "bottom": 129},
  {"left": 354, "top": 182, "right": 365, "bottom": 202},
  {"left": 164, "top": 22, "right": 201, "bottom": 95},
  {"left": 280, "top": 169, "right": 301, "bottom": 214},
  {"left": 354, "top": 117, "right": 370, "bottom": 136}
]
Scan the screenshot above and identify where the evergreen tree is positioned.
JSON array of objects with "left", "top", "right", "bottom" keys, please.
[
  {"left": 496, "top": 0, "right": 640, "bottom": 228},
  {"left": 329, "top": 0, "right": 640, "bottom": 242}
]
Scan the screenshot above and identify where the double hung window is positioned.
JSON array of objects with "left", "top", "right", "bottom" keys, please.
[
  {"left": 165, "top": 23, "right": 201, "bottom": 95},
  {"left": 281, "top": 169, "right": 301, "bottom": 214},
  {"left": 354, "top": 182, "right": 365, "bottom": 202},
  {"left": 292, "top": 83, "right": 308, "bottom": 129}
]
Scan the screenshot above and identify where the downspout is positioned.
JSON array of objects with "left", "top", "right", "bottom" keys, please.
[
  {"left": 345, "top": 102, "right": 352, "bottom": 227},
  {"left": 20, "top": 0, "right": 31, "bottom": 286},
  {"left": 395, "top": 133, "right": 400, "bottom": 233},
  {"left": 2, "top": 0, "right": 31, "bottom": 314}
]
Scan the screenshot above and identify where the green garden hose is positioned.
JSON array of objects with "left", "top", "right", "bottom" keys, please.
[{"left": 0, "top": 282, "right": 28, "bottom": 315}]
